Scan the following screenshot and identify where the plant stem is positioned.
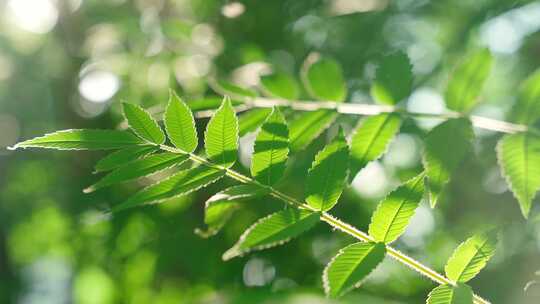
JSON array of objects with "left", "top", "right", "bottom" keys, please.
[{"left": 159, "top": 144, "right": 490, "bottom": 304}]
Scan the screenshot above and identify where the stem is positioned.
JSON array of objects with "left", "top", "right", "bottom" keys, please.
[{"left": 159, "top": 144, "right": 490, "bottom": 304}]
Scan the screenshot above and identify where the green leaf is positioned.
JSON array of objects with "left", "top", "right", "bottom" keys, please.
[
  {"left": 85, "top": 152, "right": 189, "bottom": 193},
  {"left": 215, "top": 79, "right": 257, "bottom": 98},
  {"left": 9, "top": 129, "right": 146, "bottom": 150},
  {"left": 195, "top": 184, "right": 269, "bottom": 238},
  {"left": 426, "top": 284, "right": 473, "bottom": 304},
  {"left": 423, "top": 118, "right": 474, "bottom": 207},
  {"left": 289, "top": 110, "right": 338, "bottom": 152},
  {"left": 497, "top": 133, "right": 540, "bottom": 217},
  {"left": 370, "top": 51, "right": 413, "bottom": 105},
  {"left": 305, "top": 129, "right": 349, "bottom": 212},
  {"left": 260, "top": 72, "right": 300, "bottom": 99},
  {"left": 444, "top": 232, "right": 497, "bottom": 283},
  {"left": 123, "top": 103, "right": 166, "bottom": 144},
  {"left": 323, "top": 242, "right": 386, "bottom": 298},
  {"left": 188, "top": 97, "right": 243, "bottom": 112},
  {"left": 303, "top": 57, "right": 347, "bottom": 102},
  {"left": 445, "top": 48, "right": 493, "bottom": 113},
  {"left": 113, "top": 165, "right": 224, "bottom": 212},
  {"left": 238, "top": 108, "right": 272, "bottom": 136},
  {"left": 511, "top": 68, "right": 540, "bottom": 125},
  {"left": 94, "top": 146, "right": 157, "bottom": 173},
  {"left": 222, "top": 208, "right": 319, "bottom": 260},
  {"left": 164, "top": 91, "right": 198, "bottom": 153},
  {"left": 204, "top": 97, "right": 239, "bottom": 168},
  {"left": 349, "top": 113, "right": 402, "bottom": 181},
  {"left": 251, "top": 108, "right": 289, "bottom": 186},
  {"left": 368, "top": 173, "right": 425, "bottom": 244}
]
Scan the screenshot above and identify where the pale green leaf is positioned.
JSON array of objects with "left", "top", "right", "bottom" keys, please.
[
  {"left": 188, "top": 97, "right": 243, "bottom": 112},
  {"left": 123, "top": 103, "right": 166, "bottom": 144},
  {"left": 349, "top": 113, "right": 402, "bottom": 181},
  {"left": 251, "top": 108, "right": 289, "bottom": 186},
  {"left": 323, "top": 242, "right": 386, "bottom": 298},
  {"left": 238, "top": 108, "right": 272, "bottom": 136},
  {"left": 164, "top": 91, "right": 198, "bottom": 152},
  {"left": 497, "top": 133, "right": 540, "bottom": 217},
  {"left": 305, "top": 129, "right": 349, "bottom": 211},
  {"left": 215, "top": 79, "right": 257, "bottom": 98},
  {"left": 426, "top": 284, "right": 473, "bottom": 304},
  {"left": 368, "top": 173, "right": 425, "bottom": 244},
  {"left": 423, "top": 118, "right": 474, "bottom": 207},
  {"left": 94, "top": 146, "right": 157, "bottom": 173},
  {"left": 195, "top": 184, "right": 269, "bottom": 238},
  {"left": 85, "top": 152, "right": 189, "bottom": 193},
  {"left": 445, "top": 232, "right": 497, "bottom": 283},
  {"left": 445, "top": 48, "right": 493, "bottom": 113},
  {"left": 9, "top": 129, "right": 146, "bottom": 150},
  {"left": 511, "top": 68, "right": 540, "bottom": 125},
  {"left": 204, "top": 97, "right": 239, "bottom": 168},
  {"left": 113, "top": 165, "right": 225, "bottom": 212},
  {"left": 222, "top": 208, "right": 319, "bottom": 260},
  {"left": 289, "top": 110, "right": 338, "bottom": 152},
  {"left": 303, "top": 57, "right": 347, "bottom": 102},
  {"left": 260, "top": 72, "right": 300, "bottom": 99},
  {"left": 370, "top": 51, "right": 413, "bottom": 105}
]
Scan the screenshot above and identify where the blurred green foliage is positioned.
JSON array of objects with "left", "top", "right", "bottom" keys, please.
[{"left": 1, "top": 0, "right": 540, "bottom": 303}]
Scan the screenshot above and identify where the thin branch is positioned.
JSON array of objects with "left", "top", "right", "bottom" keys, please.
[{"left": 159, "top": 144, "right": 490, "bottom": 304}]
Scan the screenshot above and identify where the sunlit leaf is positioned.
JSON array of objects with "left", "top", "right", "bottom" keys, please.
[
  {"left": 370, "top": 51, "right": 413, "bottom": 105},
  {"left": 113, "top": 165, "right": 224, "bottom": 212},
  {"left": 510, "top": 68, "right": 540, "bottom": 125},
  {"left": 222, "top": 208, "right": 319, "bottom": 260},
  {"left": 303, "top": 57, "right": 347, "bottom": 102},
  {"left": 445, "top": 48, "right": 493, "bottom": 113},
  {"left": 251, "top": 107, "right": 289, "bottom": 186},
  {"left": 349, "top": 113, "right": 402, "bottom": 181},
  {"left": 238, "top": 108, "right": 272, "bottom": 136},
  {"left": 368, "top": 173, "right": 425, "bottom": 244},
  {"left": 323, "top": 242, "right": 386, "bottom": 298},
  {"left": 196, "top": 184, "right": 269, "bottom": 238},
  {"left": 426, "top": 284, "right": 474, "bottom": 304},
  {"left": 9, "top": 129, "right": 146, "bottom": 150},
  {"left": 204, "top": 97, "right": 239, "bottom": 168},
  {"left": 94, "top": 146, "right": 157, "bottom": 173},
  {"left": 85, "top": 152, "right": 189, "bottom": 193},
  {"left": 305, "top": 129, "right": 349, "bottom": 212},
  {"left": 215, "top": 79, "right": 257, "bottom": 98},
  {"left": 289, "top": 110, "right": 338, "bottom": 152},
  {"left": 423, "top": 118, "right": 473, "bottom": 207},
  {"left": 260, "top": 72, "right": 300, "bottom": 100},
  {"left": 123, "top": 103, "right": 166, "bottom": 144},
  {"left": 497, "top": 133, "right": 540, "bottom": 217},
  {"left": 188, "top": 97, "right": 243, "bottom": 112},
  {"left": 445, "top": 232, "right": 497, "bottom": 283},
  {"left": 164, "top": 91, "right": 198, "bottom": 153}
]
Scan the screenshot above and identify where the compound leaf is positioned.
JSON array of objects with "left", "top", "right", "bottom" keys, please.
[
  {"left": 444, "top": 232, "right": 498, "bottom": 283},
  {"left": 204, "top": 97, "right": 239, "bottom": 168},
  {"left": 497, "top": 133, "right": 540, "bottom": 218},
  {"left": 9, "top": 129, "right": 146, "bottom": 150},
  {"left": 251, "top": 108, "right": 289, "bottom": 185},
  {"left": 238, "top": 108, "right": 272, "bottom": 136},
  {"left": 368, "top": 173, "right": 425, "bottom": 244},
  {"left": 349, "top": 113, "right": 402, "bottom": 181},
  {"left": 423, "top": 118, "right": 474, "bottom": 207},
  {"left": 164, "top": 91, "right": 198, "bottom": 153},
  {"left": 94, "top": 146, "right": 157, "bottom": 173},
  {"left": 305, "top": 129, "right": 349, "bottom": 211},
  {"left": 289, "top": 110, "right": 338, "bottom": 152},
  {"left": 222, "top": 208, "right": 319, "bottom": 260},
  {"left": 303, "top": 57, "right": 347, "bottom": 102},
  {"left": 323, "top": 242, "right": 386, "bottom": 298},
  {"left": 445, "top": 48, "right": 493, "bottom": 113},
  {"left": 370, "top": 51, "right": 413, "bottom": 105},
  {"left": 123, "top": 103, "right": 165, "bottom": 144},
  {"left": 426, "top": 284, "right": 473, "bottom": 304}
]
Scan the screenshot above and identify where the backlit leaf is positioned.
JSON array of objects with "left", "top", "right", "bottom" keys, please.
[
  {"left": 370, "top": 51, "right": 413, "bottom": 105},
  {"left": 426, "top": 284, "right": 473, "bottom": 304},
  {"left": 445, "top": 232, "right": 497, "bottom": 283},
  {"left": 260, "top": 72, "right": 300, "bottom": 100},
  {"left": 204, "top": 97, "right": 239, "bottom": 168},
  {"left": 94, "top": 146, "right": 157, "bottom": 173},
  {"left": 288, "top": 110, "right": 338, "bottom": 152},
  {"left": 238, "top": 108, "right": 272, "bottom": 136},
  {"left": 511, "top": 68, "right": 540, "bottom": 125},
  {"left": 123, "top": 103, "right": 166, "bottom": 144},
  {"left": 303, "top": 57, "right": 347, "bottom": 102},
  {"left": 164, "top": 91, "right": 198, "bottom": 153}
]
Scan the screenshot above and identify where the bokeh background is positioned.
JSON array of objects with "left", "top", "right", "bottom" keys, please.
[{"left": 1, "top": 0, "right": 540, "bottom": 303}]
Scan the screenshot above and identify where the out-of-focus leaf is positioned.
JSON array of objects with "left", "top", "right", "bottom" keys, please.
[
  {"left": 426, "top": 284, "right": 474, "bottom": 304},
  {"left": 238, "top": 108, "right": 272, "bottom": 136},
  {"left": 370, "top": 52, "right": 413, "bottom": 105},
  {"left": 497, "top": 133, "right": 540, "bottom": 218},
  {"left": 323, "top": 242, "right": 386, "bottom": 298},
  {"left": 288, "top": 110, "right": 338, "bottom": 152},
  {"left": 260, "top": 72, "right": 300, "bottom": 99},
  {"left": 305, "top": 129, "right": 349, "bottom": 212},
  {"left": 123, "top": 103, "right": 166, "bottom": 144},
  {"left": 188, "top": 97, "right": 243, "bottom": 112},
  {"left": 215, "top": 80, "right": 257, "bottom": 98},
  {"left": 303, "top": 57, "right": 347, "bottom": 102},
  {"left": 445, "top": 232, "right": 497, "bottom": 283},
  {"left": 222, "top": 208, "right": 319, "bottom": 260},
  {"left": 511, "top": 68, "right": 540, "bottom": 125},
  {"left": 204, "top": 97, "right": 239, "bottom": 168},
  {"left": 445, "top": 48, "right": 493, "bottom": 113}
]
